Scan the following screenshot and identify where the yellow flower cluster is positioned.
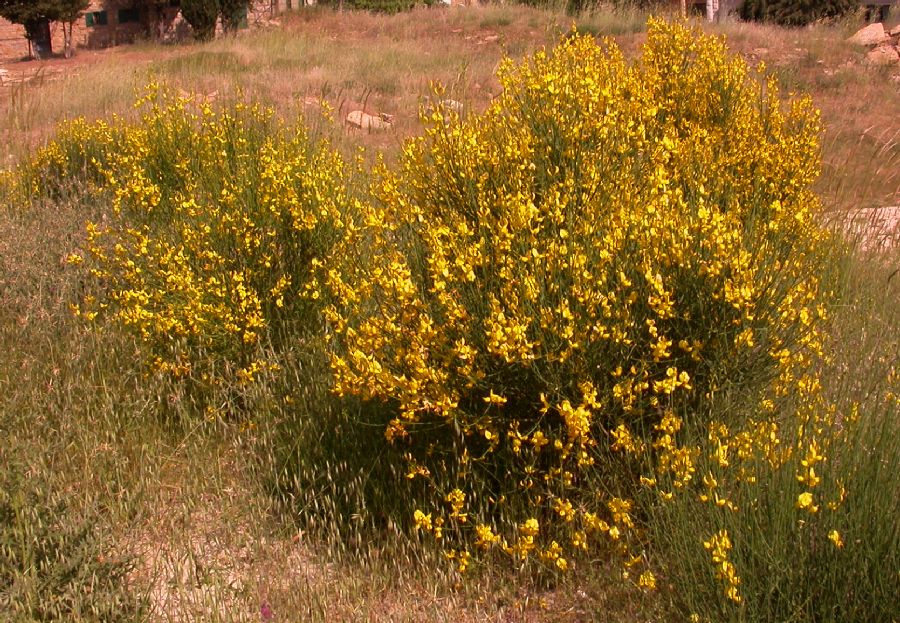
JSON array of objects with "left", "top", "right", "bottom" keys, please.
[
  {"left": 41, "top": 84, "right": 350, "bottom": 388},
  {"left": 704, "top": 530, "right": 741, "bottom": 603},
  {"left": 322, "top": 18, "right": 836, "bottom": 588}
]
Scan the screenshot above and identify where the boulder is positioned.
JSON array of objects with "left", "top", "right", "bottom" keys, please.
[
  {"left": 346, "top": 110, "right": 394, "bottom": 131},
  {"left": 847, "top": 23, "right": 889, "bottom": 47},
  {"left": 890, "top": 24, "right": 900, "bottom": 38},
  {"left": 440, "top": 99, "right": 463, "bottom": 112},
  {"left": 865, "top": 44, "right": 900, "bottom": 66},
  {"left": 843, "top": 206, "right": 900, "bottom": 251}
]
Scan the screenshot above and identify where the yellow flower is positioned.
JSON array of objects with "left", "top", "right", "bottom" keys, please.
[
  {"left": 828, "top": 529, "right": 843, "bottom": 549},
  {"left": 456, "top": 549, "right": 471, "bottom": 573},
  {"left": 519, "top": 518, "right": 540, "bottom": 537},
  {"left": 638, "top": 570, "right": 657, "bottom": 591},
  {"left": 413, "top": 510, "right": 432, "bottom": 531},
  {"left": 796, "top": 491, "right": 819, "bottom": 513},
  {"left": 704, "top": 530, "right": 741, "bottom": 603},
  {"left": 474, "top": 524, "right": 501, "bottom": 550},
  {"left": 530, "top": 430, "right": 550, "bottom": 449},
  {"left": 483, "top": 390, "right": 507, "bottom": 405},
  {"left": 554, "top": 498, "right": 575, "bottom": 522}
]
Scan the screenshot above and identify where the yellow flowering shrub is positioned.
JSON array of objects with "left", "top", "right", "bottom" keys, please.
[
  {"left": 27, "top": 85, "right": 351, "bottom": 388},
  {"left": 322, "top": 19, "right": 836, "bottom": 583}
]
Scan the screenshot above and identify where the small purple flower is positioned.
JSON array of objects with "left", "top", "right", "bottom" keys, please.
[{"left": 260, "top": 601, "right": 274, "bottom": 622}]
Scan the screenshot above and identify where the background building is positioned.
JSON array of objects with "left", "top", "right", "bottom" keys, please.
[{"left": 0, "top": 0, "right": 278, "bottom": 60}]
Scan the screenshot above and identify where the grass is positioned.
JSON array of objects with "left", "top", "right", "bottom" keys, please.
[
  {"left": 1, "top": 4, "right": 898, "bottom": 621},
  {"left": 643, "top": 251, "right": 899, "bottom": 622}
]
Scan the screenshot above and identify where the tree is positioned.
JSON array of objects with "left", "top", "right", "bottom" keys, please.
[
  {"left": 55, "top": 0, "right": 88, "bottom": 58},
  {"left": 741, "top": 0, "right": 857, "bottom": 26},
  {"left": 220, "top": 0, "right": 249, "bottom": 34},
  {"left": 135, "top": 0, "right": 171, "bottom": 40},
  {"left": 0, "top": 0, "right": 89, "bottom": 59},
  {"left": 181, "top": 0, "right": 220, "bottom": 41}
]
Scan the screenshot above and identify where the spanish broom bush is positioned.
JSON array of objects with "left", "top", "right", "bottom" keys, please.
[
  {"left": 321, "top": 18, "right": 841, "bottom": 591},
  {"left": 643, "top": 252, "right": 899, "bottom": 622},
  {"left": 20, "top": 85, "right": 352, "bottom": 397}
]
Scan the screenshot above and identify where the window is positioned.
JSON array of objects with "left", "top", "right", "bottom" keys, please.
[
  {"left": 85, "top": 11, "right": 108, "bottom": 27},
  {"left": 118, "top": 8, "right": 140, "bottom": 24}
]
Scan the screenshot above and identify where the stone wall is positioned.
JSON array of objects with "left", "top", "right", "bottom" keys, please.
[{"left": 0, "top": 17, "right": 24, "bottom": 61}]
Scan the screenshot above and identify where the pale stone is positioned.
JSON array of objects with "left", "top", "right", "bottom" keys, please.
[
  {"left": 440, "top": 99, "right": 463, "bottom": 112},
  {"left": 346, "top": 110, "right": 393, "bottom": 131},
  {"left": 865, "top": 44, "right": 900, "bottom": 66},
  {"left": 843, "top": 206, "right": 900, "bottom": 251},
  {"left": 847, "top": 23, "right": 889, "bottom": 47},
  {"left": 890, "top": 24, "right": 900, "bottom": 38}
]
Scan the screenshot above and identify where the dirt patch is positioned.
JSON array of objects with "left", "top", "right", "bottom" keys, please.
[{"left": 840, "top": 205, "right": 900, "bottom": 251}]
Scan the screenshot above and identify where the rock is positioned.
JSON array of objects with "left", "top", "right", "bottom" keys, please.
[
  {"left": 440, "top": 99, "right": 463, "bottom": 112},
  {"left": 843, "top": 206, "right": 900, "bottom": 251},
  {"left": 890, "top": 24, "right": 900, "bottom": 38},
  {"left": 346, "top": 110, "right": 393, "bottom": 131},
  {"left": 847, "top": 23, "right": 889, "bottom": 47},
  {"left": 865, "top": 44, "right": 900, "bottom": 66}
]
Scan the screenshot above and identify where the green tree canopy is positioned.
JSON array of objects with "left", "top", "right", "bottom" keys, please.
[
  {"left": 220, "top": 0, "right": 249, "bottom": 33},
  {"left": 0, "top": 0, "right": 89, "bottom": 58},
  {"left": 180, "top": 0, "right": 220, "bottom": 41},
  {"left": 0, "top": 0, "right": 89, "bottom": 24},
  {"left": 740, "top": 0, "right": 857, "bottom": 26}
]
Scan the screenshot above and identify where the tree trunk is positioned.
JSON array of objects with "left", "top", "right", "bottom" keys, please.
[
  {"left": 24, "top": 18, "right": 53, "bottom": 60},
  {"left": 680, "top": 0, "right": 687, "bottom": 18},
  {"left": 63, "top": 21, "right": 74, "bottom": 59}
]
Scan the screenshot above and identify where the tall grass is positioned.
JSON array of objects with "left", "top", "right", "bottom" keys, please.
[{"left": 644, "top": 252, "right": 898, "bottom": 622}]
